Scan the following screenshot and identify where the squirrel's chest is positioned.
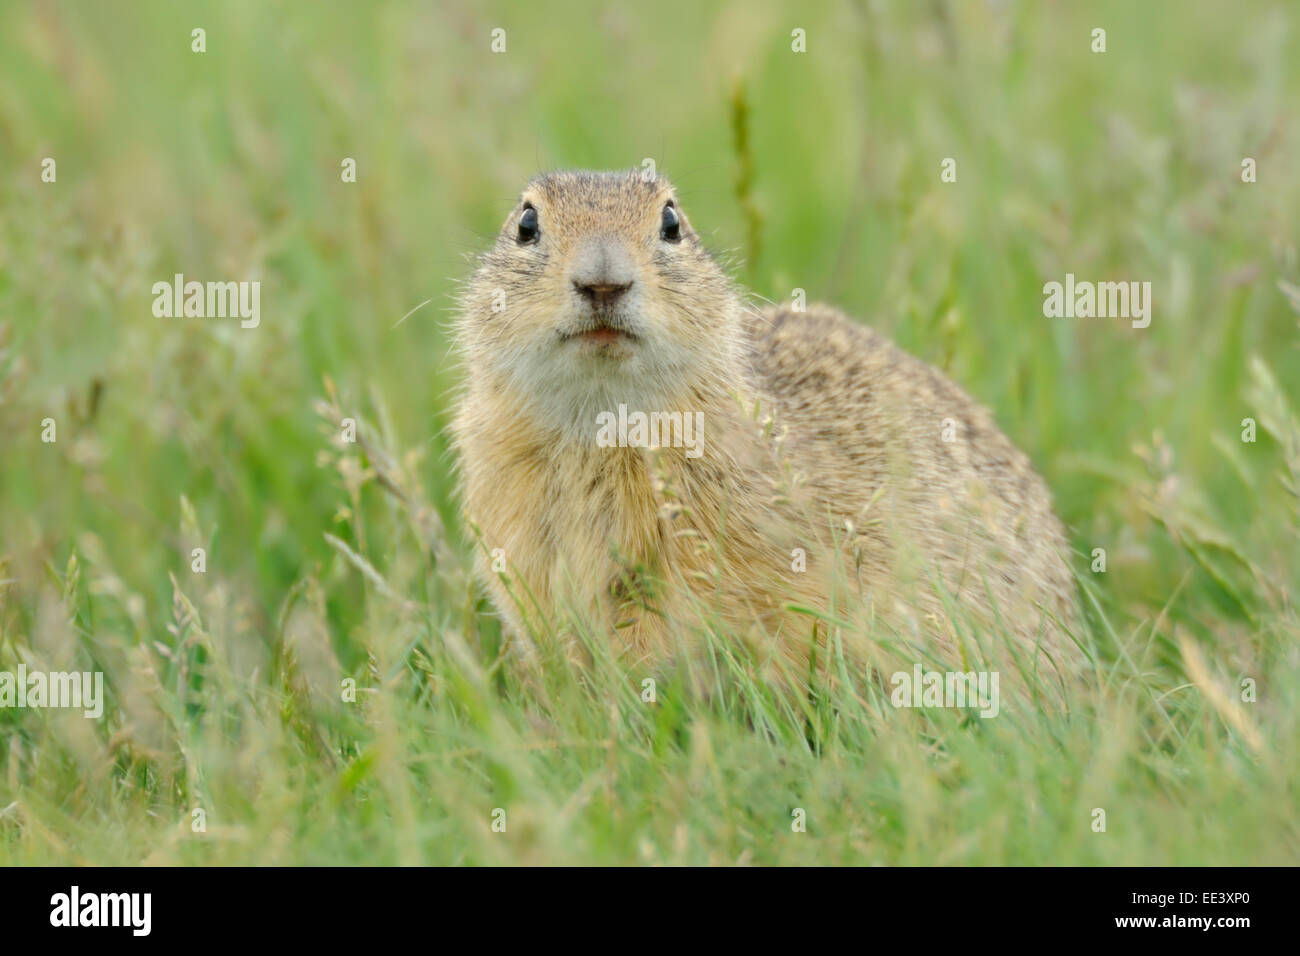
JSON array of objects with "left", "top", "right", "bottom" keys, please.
[{"left": 471, "top": 443, "right": 671, "bottom": 608}]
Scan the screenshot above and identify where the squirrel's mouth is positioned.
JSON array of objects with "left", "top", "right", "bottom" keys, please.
[{"left": 559, "top": 318, "right": 640, "bottom": 346}]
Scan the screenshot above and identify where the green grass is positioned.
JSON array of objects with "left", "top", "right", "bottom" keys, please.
[{"left": 1, "top": 0, "right": 1298, "bottom": 864}]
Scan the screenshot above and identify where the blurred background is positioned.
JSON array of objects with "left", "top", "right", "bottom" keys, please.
[{"left": 0, "top": 1, "right": 1297, "bottom": 863}]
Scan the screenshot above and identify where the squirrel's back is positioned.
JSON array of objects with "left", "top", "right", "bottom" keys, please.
[{"left": 745, "top": 302, "right": 1079, "bottom": 652}]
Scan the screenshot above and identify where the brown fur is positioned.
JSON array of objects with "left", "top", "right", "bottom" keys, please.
[{"left": 454, "top": 170, "right": 1083, "bottom": 687}]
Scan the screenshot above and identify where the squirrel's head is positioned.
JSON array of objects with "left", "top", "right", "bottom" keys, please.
[{"left": 458, "top": 170, "right": 744, "bottom": 440}]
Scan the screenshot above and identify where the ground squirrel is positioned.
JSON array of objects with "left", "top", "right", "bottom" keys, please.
[{"left": 454, "top": 170, "right": 1083, "bottom": 691}]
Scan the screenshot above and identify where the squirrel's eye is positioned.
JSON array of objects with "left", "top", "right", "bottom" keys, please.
[
  {"left": 517, "top": 205, "right": 539, "bottom": 244},
  {"left": 660, "top": 203, "right": 681, "bottom": 242}
]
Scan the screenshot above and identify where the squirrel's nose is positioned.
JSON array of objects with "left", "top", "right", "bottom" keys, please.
[
  {"left": 571, "top": 237, "right": 636, "bottom": 310},
  {"left": 573, "top": 280, "right": 633, "bottom": 310}
]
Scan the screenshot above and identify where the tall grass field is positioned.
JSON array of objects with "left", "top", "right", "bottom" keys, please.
[{"left": 1, "top": 0, "right": 1297, "bottom": 865}]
